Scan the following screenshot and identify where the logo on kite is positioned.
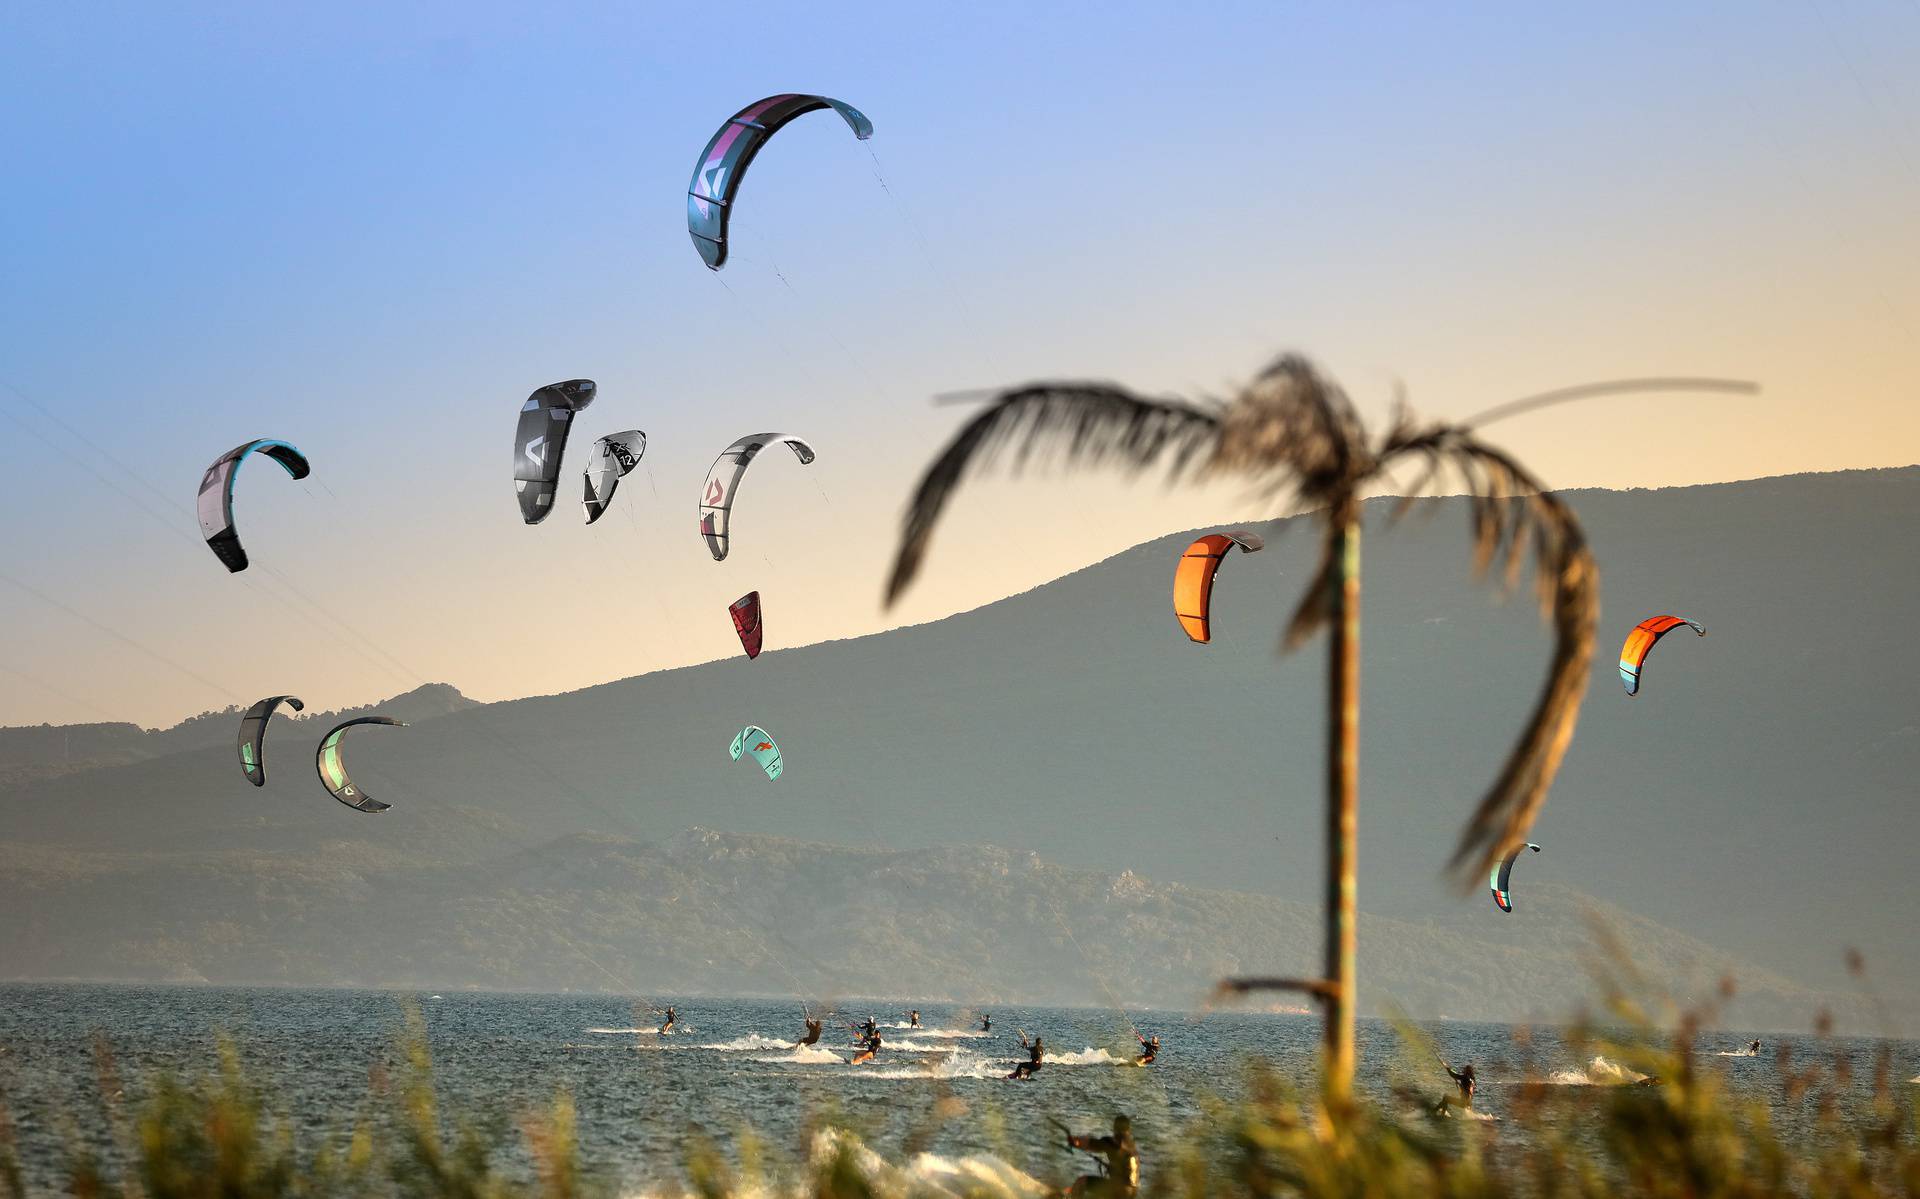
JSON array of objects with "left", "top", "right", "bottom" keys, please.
[
  {"left": 706, "top": 479, "right": 725, "bottom": 506},
  {"left": 526, "top": 436, "right": 546, "bottom": 467}
]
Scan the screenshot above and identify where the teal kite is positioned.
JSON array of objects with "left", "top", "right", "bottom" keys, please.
[{"left": 729, "top": 725, "right": 783, "bottom": 780}]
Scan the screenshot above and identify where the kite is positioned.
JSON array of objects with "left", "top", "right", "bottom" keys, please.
[
  {"left": 237, "top": 694, "right": 303, "bottom": 787},
  {"left": 197, "top": 440, "right": 311, "bottom": 572},
  {"left": 698, "top": 434, "right": 816, "bottom": 560},
  {"left": 1618, "top": 615, "right": 1705, "bottom": 696},
  {"left": 315, "top": 716, "right": 407, "bottom": 812},
  {"left": 729, "top": 724, "right": 783, "bottom": 780},
  {"left": 1490, "top": 843, "right": 1541, "bottom": 913},
  {"left": 687, "top": 94, "right": 873, "bottom": 270},
  {"left": 513, "top": 379, "right": 596, "bottom": 524},
  {"left": 1173, "top": 531, "right": 1264, "bottom": 643},
  {"left": 730, "top": 592, "right": 764, "bottom": 660},
  {"left": 584, "top": 429, "right": 646, "bottom": 524}
]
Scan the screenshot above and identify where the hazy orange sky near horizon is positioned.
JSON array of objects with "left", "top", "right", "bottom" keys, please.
[{"left": 1, "top": 2, "right": 1916, "bottom": 728}]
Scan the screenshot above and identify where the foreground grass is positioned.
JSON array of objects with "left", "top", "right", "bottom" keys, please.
[{"left": 3, "top": 996, "right": 1915, "bottom": 1198}]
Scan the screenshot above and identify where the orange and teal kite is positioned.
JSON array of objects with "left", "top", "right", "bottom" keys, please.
[{"left": 1618, "top": 615, "right": 1705, "bottom": 696}]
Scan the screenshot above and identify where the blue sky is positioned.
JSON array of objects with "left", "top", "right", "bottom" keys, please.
[{"left": 2, "top": 1, "right": 1916, "bottom": 725}]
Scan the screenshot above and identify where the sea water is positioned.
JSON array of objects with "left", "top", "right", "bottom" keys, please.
[{"left": 0, "top": 984, "right": 1912, "bottom": 1194}]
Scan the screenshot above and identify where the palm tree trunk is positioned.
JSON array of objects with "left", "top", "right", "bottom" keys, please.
[{"left": 1323, "top": 518, "right": 1360, "bottom": 1099}]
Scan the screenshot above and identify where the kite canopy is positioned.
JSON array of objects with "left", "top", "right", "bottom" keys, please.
[
  {"left": 1173, "top": 531, "right": 1264, "bottom": 643},
  {"left": 698, "top": 434, "right": 816, "bottom": 561},
  {"left": 237, "top": 695, "right": 303, "bottom": 787},
  {"left": 729, "top": 724, "right": 783, "bottom": 780},
  {"left": 687, "top": 94, "right": 873, "bottom": 270},
  {"left": 1618, "top": 615, "right": 1705, "bottom": 696},
  {"left": 583, "top": 429, "right": 646, "bottom": 524},
  {"left": 730, "top": 592, "right": 764, "bottom": 660},
  {"left": 1490, "top": 843, "right": 1541, "bottom": 913},
  {"left": 513, "top": 380, "right": 596, "bottom": 524},
  {"left": 315, "top": 716, "right": 406, "bottom": 812},
  {"left": 196, "top": 439, "right": 311, "bottom": 573}
]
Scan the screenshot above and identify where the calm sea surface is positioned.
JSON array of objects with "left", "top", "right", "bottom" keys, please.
[{"left": 1, "top": 984, "right": 1913, "bottom": 1194}]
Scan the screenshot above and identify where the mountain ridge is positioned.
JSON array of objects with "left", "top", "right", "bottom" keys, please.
[{"left": 3, "top": 467, "right": 1915, "bottom": 1018}]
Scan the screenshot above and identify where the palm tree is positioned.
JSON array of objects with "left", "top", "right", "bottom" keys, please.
[{"left": 883, "top": 354, "right": 1753, "bottom": 1099}]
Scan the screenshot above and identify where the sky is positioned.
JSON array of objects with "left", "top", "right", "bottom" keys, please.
[{"left": 1, "top": 0, "right": 1917, "bottom": 729}]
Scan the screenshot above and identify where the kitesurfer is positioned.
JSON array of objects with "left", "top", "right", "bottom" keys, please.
[
  {"left": 797, "top": 1017, "right": 824, "bottom": 1047},
  {"left": 980, "top": 1013, "right": 992, "bottom": 1032},
  {"left": 1438, "top": 1062, "right": 1476, "bottom": 1113},
  {"left": 1748, "top": 1040, "right": 1761, "bottom": 1057},
  {"left": 659, "top": 1006, "right": 677, "bottom": 1035},
  {"left": 1062, "top": 1114, "right": 1139, "bottom": 1198},
  {"left": 1135, "top": 1033, "right": 1159, "bottom": 1066},
  {"left": 907, "top": 1009, "right": 921, "bottom": 1028},
  {"left": 1009, "top": 1031, "right": 1046, "bottom": 1080},
  {"left": 849, "top": 1028, "right": 882, "bottom": 1066}
]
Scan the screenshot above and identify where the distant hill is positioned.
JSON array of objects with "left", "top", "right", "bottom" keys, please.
[
  {"left": 0, "top": 683, "right": 476, "bottom": 788},
  {"left": 0, "top": 826, "right": 1877, "bottom": 1031},
  {"left": 2, "top": 469, "right": 1915, "bottom": 1022}
]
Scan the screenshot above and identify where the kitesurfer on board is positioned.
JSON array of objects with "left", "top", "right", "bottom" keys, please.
[
  {"left": 1438, "top": 1062, "right": 1476, "bottom": 1113},
  {"left": 1135, "top": 1033, "right": 1159, "bottom": 1066},
  {"left": 1009, "top": 1031, "right": 1046, "bottom": 1080}
]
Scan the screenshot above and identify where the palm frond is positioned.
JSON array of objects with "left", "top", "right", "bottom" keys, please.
[
  {"left": 1213, "top": 355, "right": 1373, "bottom": 502},
  {"left": 1379, "top": 422, "right": 1599, "bottom": 887},
  {"left": 1208, "top": 356, "right": 1376, "bottom": 649},
  {"left": 1281, "top": 525, "right": 1341, "bottom": 650},
  {"left": 1213, "top": 976, "right": 1339, "bottom": 1002},
  {"left": 884, "top": 384, "right": 1222, "bottom": 605},
  {"left": 1461, "top": 376, "right": 1758, "bottom": 431}
]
